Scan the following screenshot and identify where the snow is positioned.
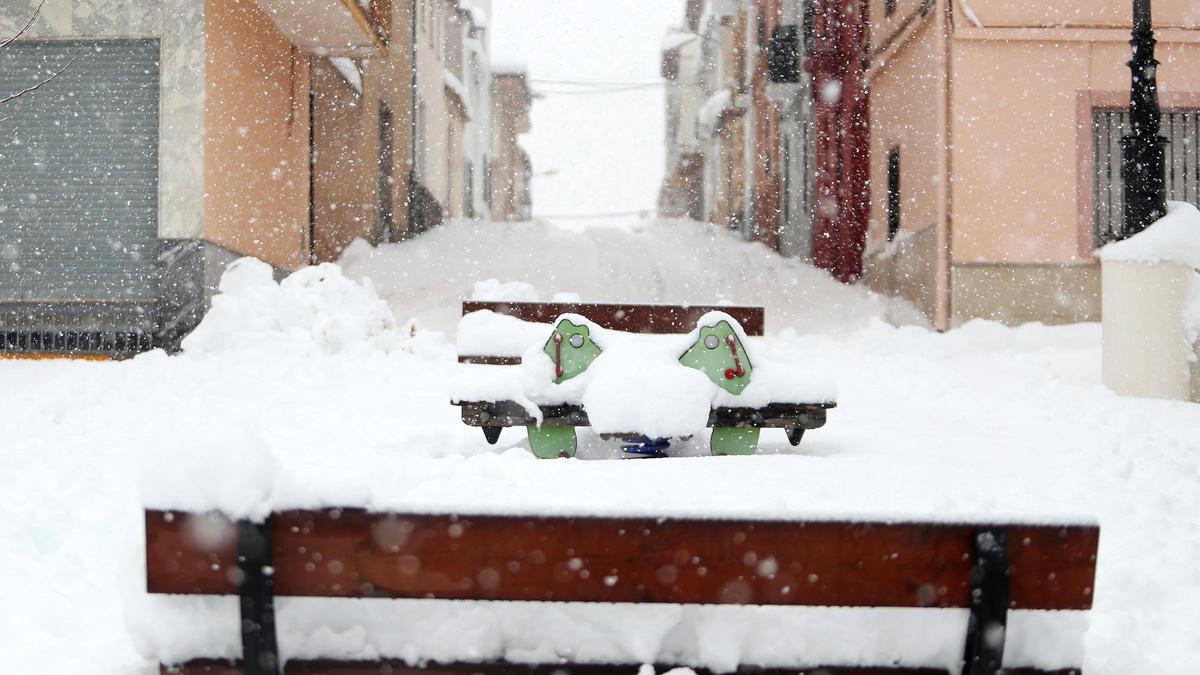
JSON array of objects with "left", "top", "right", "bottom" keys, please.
[
  {"left": 180, "top": 258, "right": 399, "bottom": 357},
  {"left": 3, "top": 218, "right": 1200, "bottom": 673},
  {"left": 1100, "top": 201, "right": 1200, "bottom": 269},
  {"left": 662, "top": 30, "right": 698, "bottom": 52},
  {"left": 451, "top": 310, "right": 838, "bottom": 437},
  {"left": 329, "top": 57, "right": 362, "bottom": 94},
  {"left": 470, "top": 278, "right": 539, "bottom": 302},
  {"left": 489, "top": 59, "right": 528, "bottom": 75},
  {"left": 697, "top": 89, "right": 732, "bottom": 132},
  {"left": 338, "top": 218, "right": 924, "bottom": 338},
  {"left": 1100, "top": 201, "right": 1200, "bottom": 338}
]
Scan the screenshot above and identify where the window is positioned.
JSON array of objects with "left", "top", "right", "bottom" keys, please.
[
  {"left": 1092, "top": 108, "right": 1200, "bottom": 246},
  {"left": 887, "top": 147, "right": 901, "bottom": 241},
  {"left": 885, "top": 0, "right": 897, "bottom": 17}
]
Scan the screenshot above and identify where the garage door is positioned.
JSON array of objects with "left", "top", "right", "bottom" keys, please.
[{"left": 0, "top": 39, "right": 159, "bottom": 303}]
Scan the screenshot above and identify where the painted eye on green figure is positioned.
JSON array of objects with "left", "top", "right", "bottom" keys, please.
[
  {"left": 704, "top": 334, "right": 720, "bottom": 349},
  {"left": 568, "top": 333, "right": 585, "bottom": 348}
]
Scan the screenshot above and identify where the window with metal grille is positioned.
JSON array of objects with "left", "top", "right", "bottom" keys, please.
[
  {"left": 1093, "top": 108, "right": 1199, "bottom": 247},
  {"left": 887, "top": 147, "right": 901, "bottom": 241}
]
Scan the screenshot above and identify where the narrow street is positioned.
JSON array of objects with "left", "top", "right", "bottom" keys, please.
[{"left": 2, "top": 218, "right": 1196, "bottom": 673}]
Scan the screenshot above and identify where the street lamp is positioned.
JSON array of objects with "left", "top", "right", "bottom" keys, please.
[{"left": 1119, "top": 0, "right": 1169, "bottom": 239}]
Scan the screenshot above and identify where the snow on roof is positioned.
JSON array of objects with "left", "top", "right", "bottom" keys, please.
[
  {"left": 464, "top": 2, "right": 488, "bottom": 28},
  {"left": 490, "top": 59, "right": 528, "bottom": 76},
  {"left": 1100, "top": 201, "right": 1200, "bottom": 270},
  {"left": 662, "top": 29, "right": 698, "bottom": 51}
]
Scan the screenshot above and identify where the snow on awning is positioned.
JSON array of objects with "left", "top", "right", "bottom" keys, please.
[
  {"left": 253, "top": 0, "right": 382, "bottom": 57},
  {"left": 329, "top": 57, "right": 362, "bottom": 94},
  {"left": 698, "top": 88, "right": 738, "bottom": 134},
  {"left": 662, "top": 30, "right": 698, "bottom": 51}
]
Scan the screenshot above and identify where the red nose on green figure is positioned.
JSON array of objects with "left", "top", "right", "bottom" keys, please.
[
  {"left": 679, "top": 319, "right": 753, "bottom": 394},
  {"left": 679, "top": 318, "right": 758, "bottom": 456}
]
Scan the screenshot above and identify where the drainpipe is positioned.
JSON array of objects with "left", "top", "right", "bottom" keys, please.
[{"left": 308, "top": 59, "right": 317, "bottom": 266}]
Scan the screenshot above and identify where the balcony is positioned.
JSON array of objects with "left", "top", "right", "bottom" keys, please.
[{"left": 253, "top": 0, "right": 384, "bottom": 56}]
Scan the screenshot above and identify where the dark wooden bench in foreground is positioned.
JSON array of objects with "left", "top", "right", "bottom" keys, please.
[
  {"left": 146, "top": 509, "right": 1098, "bottom": 675},
  {"left": 454, "top": 301, "right": 832, "bottom": 450}
]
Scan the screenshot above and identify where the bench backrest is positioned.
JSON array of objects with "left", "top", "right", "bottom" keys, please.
[
  {"left": 462, "top": 301, "right": 766, "bottom": 336},
  {"left": 145, "top": 508, "right": 1097, "bottom": 675},
  {"left": 146, "top": 509, "right": 1096, "bottom": 609}
]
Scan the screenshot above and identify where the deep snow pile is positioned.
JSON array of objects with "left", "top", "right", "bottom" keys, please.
[
  {"left": 337, "top": 218, "right": 927, "bottom": 336},
  {"left": 182, "top": 258, "right": 401, "bottom": 356},
  {"left": 2, "top": 219, "right": 1199, "bottom": 674}
]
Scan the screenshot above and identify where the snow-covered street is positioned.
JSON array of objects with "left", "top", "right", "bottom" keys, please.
[{"left": 2, "top": 218, "right": 1198, "bottom": 673}]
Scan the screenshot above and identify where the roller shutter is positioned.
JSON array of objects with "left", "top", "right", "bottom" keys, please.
[{"left": 0, "top": 39, "right": 159, "bottom": 304}]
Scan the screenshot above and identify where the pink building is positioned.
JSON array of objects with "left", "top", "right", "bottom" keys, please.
[{"left": 863, "top": 0, "right": 1200, "bottom": 329}]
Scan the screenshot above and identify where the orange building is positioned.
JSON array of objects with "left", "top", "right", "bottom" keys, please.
[{"left": 0, "top": 0, "right": 415, "bottom": 352}]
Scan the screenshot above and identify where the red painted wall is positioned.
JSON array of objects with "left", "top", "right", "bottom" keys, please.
[{"left": 807, "top": 0, "right": 870, "bottom": 282}]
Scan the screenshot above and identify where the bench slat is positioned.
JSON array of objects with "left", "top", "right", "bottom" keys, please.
[
  {"left": 146, "top": 510, "right": 1096, "bottom": 611},
  {"left": 461, "top": 302, "right": 765, "bottom": 336}
]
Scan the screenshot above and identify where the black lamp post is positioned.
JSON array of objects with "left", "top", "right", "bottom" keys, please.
[{"left": 1119, "top": 0, "right": 1169, "bottom": 239}]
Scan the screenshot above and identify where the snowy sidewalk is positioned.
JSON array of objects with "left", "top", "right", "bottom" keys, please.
[{"left": 1, "top": 219, "right": 1197, "bottom": 673}]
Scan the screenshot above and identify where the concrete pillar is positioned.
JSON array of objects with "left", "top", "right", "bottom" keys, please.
[{"left": 1102, "top": 260, "right": 1198, "bottom": 402}]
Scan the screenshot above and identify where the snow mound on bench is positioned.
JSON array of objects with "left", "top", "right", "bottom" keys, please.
[{"left": 182, "top": 258, "right": 401, "bottom": 356}]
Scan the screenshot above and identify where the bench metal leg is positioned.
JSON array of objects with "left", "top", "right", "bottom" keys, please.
[
  {"left": 238, "top": 519, "right": 280, "bottom": 675},
  {"left": 785, "top": 427, "right": 805, "bottom": 446},
  {"left": 482, "top": 426, "right": 502, "bottom": 445},
  {"left": 962, "top": 527, "right": 1011, "bottom": 675}
]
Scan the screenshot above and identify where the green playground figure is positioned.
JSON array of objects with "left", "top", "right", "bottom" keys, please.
[
  {"left": 528, "top": 317, "right": 602, "bottom": 459},
  {"left": 679, "top": 318, "right": 758, "bottom": 456}
]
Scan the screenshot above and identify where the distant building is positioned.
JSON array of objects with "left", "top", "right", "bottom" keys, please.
[
  {"left": 490, "top": 69, "right": 534, "bottom": 222},
  {"left": 462, "top": 0, "right": 494, "bottom": 220},
  {"left": 659, "top": 28, "right": 705, "bottom": 222}
]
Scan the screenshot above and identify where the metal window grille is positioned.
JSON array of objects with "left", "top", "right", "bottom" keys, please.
[
  {"left": 0, "top": 330, "right": 153, "bottom": 356},
  {"left": 1093, "top": 108, "right": 1200, "bottom": 247}
]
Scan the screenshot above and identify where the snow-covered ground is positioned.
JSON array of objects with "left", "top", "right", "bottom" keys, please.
[{"left": 2, "top": 218, "right": 1197, "bottom": 673}]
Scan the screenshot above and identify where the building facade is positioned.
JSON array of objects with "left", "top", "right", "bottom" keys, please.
[
  {"left": 663, "top": 0, "right": 1200, "bottom": 329},
  {"left": 863, "top": 0, "right": 1200, "bottom": 328},
  {"left": 0, "top": 0, "right": 524, "bottom": 355},
  {"left": 489, "top": 69, "right": 534, "bottom": 222}
]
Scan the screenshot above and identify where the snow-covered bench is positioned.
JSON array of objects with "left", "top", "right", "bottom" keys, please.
[
  {"left": 144, "top": 508, "right": 1100, "bottom": 675},
  {"left": 451, "top": 301, "right": 836, "bottom": 457}
]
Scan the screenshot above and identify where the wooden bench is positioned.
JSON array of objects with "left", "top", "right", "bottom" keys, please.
[
  {"left": 453, "top": 301, "right": 834, "bottom": 455},
  {"left": 145, "top": 508, "right": 1099, "bottom": 675}
]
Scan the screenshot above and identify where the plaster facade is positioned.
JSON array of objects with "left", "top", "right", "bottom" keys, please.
[{"left": 864, "top": 0, "right": 1200, "bottom": 328}]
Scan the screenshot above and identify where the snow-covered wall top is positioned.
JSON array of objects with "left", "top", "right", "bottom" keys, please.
[{"left": 1100, "top": 201, "right": 1200, "bottom": 270}]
